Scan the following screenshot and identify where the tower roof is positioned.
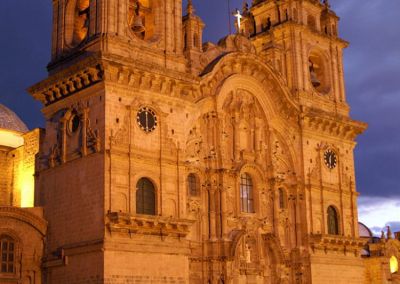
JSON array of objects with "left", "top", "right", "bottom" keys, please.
[{"left": 0, "top": 104, "right": 29, "bottom": 133}]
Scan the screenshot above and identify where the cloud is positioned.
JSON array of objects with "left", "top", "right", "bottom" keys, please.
[{"left": 358, "top": 196, "right": 400, "bottom": 236}]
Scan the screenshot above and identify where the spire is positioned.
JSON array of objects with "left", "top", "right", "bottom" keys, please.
[
  {"left": 242, "top": 1, "right": 249, "bottom": 15},
  {"left": 323, "top": 0, "right": 331, "bottom": 9},
  {"left": 381, "top": 230, "right": 386, "bottom": 242},
  {"left": 387, "top": 226, "right": 393, "bottom": 239},
  {"left": 187, "top": 0, "right": 194, "bottom": 16}
]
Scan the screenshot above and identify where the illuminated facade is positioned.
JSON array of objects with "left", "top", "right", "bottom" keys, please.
[
  {"left": 0, "top": 104, "right": 46, "bottom": 284},
  {"left": 1, "top": 0, "right": 399, "bottom": 283}
]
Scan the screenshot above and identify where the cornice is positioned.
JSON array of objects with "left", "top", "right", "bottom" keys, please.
[
  {"left": 28, "top": 56, "right": 103, "bottom": 107},
  {"left": 301, "top": 107, "right": 367, "bottom": 141}
]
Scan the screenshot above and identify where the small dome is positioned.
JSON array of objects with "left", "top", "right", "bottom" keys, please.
[
  {"left": 359, "top": 222, "right": 373, "bottom": 238},
  {"left": 0, "top": 104, "right": 28, "bottom": 133}
]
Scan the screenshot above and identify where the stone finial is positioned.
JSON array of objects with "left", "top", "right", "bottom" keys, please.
[
  {"left": 187, "top": 0, "right": 194, "bottom": 15},
  {"left": 242, "top": 1, "right": 249, "bottom": 14},
  {"left": 381, "top": 230, "right": 386, "bottom": 241},
  {"left": 387, "top": 226, "right": 393, "bottom": 239},
  {"left": 323, "top": 0, "right": 331, "bottom": 9}
]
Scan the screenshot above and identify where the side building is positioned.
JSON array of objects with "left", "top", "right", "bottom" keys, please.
[{"left": 0, "top": 104, "right": 46, "bottom": 284}]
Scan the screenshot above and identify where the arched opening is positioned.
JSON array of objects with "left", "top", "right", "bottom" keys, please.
[
  {"left": 278, "top": 188, "right": 286, "bottom": 209},
  {"left": 128, "top": 0, "right": 155, "bottom": 40},
  {"left": 327, "top": 206, "right": 339, "bottom": 235},
  {"left": 309, "top": 50, "right": 331, "bottom": 94},
  {"left": 0, "top": 235, "right": 15, "bottom": 274},
  {"left": 136, "top": 178, "right": 156, "bottom": 215},
  {"left": 187, "top": 173, "right": 200, "bottom": 197},
  {"left": 390, "top": 256, "right": 399, "bottom": 274},
  {"left": 240, "top": 173, "right": 254, "bottom": 213},
  {"left": 65, "top": 0, "right": 90, "bottom": 47}
]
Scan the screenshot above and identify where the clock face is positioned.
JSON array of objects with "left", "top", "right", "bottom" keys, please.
[
  {"left": 137, "top": 107, "right": 157, "bottom": 133},
  {"left": 324, "top": 149, "right": 337, "bottom": 169}
]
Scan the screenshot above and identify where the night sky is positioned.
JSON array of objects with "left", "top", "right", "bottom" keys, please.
[{"left": 0, "top": 0, "right": 399, "bottom": 233}]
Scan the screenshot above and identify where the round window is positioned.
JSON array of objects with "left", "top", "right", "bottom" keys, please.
[
  {"left": 68, "top": 114, "right": 81, "bottom": 134},
  {"left": 137, "top": 107, "right": 157, "bottom": 133}
]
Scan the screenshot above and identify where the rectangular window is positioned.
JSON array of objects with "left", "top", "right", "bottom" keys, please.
[{"left": 0, "top": 237, "right": 15, "bottom": 274}]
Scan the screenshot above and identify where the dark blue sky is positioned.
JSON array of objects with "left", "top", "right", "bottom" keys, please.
[{"left": 0, "top": 1, "right": 399, "bottom": 206}]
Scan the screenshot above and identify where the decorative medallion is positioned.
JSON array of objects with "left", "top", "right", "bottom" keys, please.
[
  {"left": 137, "top": 107, "right": 157, "bottom": 133},
  {"left": 324, "top": 149, "right": 337, "bottom": 169}
]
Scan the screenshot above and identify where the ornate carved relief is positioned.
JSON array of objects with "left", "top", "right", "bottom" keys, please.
[{"left": 46, "top": 105, "right": 101, "bottom": 168}]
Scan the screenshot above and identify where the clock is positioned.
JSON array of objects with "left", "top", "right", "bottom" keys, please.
[
  {"left": 137, "top": 107, "right": 157, "bottom": 133},
  {"left": 324, "top": 149, "right": 337, "bottom": 169}
]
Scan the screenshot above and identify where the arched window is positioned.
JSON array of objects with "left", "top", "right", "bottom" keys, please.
[
  {"left": 193, "top": 34, "right": 199, "bottom": 48},
  {"left": 390, "top": 256, "right": 399, "bottom": 274},
  {"left": 327, "top": 206, "right": 339, "bottom": 235},
  {"left": 0, "top": 235, "right": 15, "bottom": 274},
  {"left": 240, "top": 173, "right": 254, "bottom": 213},
  {"left": 188, "top": 173, "right": 199, "bottom": 197},
  {"left": 65, "top": 0, "right": 90, "bottom": 47},
  {"left": 136, "top": 178, "right": 156, "bottom": 215},
  {"left": 278, "top": 188, "right": 286, "bottom": 209}
]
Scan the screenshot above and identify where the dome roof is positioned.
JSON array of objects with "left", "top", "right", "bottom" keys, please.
[
  {"left": 359, "top": 222, "right": 373, "bottom": 238},
  {"left": 0, "top": 104, "right": 28, "bottom": 133}
]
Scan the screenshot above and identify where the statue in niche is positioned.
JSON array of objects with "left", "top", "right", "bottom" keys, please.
[
  {"left": 88, "top": 127, "right": 101, "bottom": 153},
  {"left": 49, "top": 144, "right": 60, "bottom": 168},
  {"left": 245, "top": 244, "right": 252, "bottom": 264}
]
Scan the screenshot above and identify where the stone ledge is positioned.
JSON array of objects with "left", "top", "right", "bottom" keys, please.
[{"left": 107, "top": 212, "right": 194, "bottom": 238}]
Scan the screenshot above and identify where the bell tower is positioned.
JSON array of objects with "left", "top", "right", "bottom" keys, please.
[
  {"left": 50, "top": 0, "right": 185, "bottom": 72},
  {"left": 240, "top": 0, "right": 347, "bottom": 114},
  {"left": 182, "top": 0, "right": 205, "bottom": 71},
  {"left": 238, "top": 1, "right": 367, "bottom": 282},
  {"left": 30, "top": 0, "right": 194, "bottom": 283}
]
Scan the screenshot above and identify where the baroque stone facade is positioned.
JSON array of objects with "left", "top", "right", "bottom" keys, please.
[{"left": 0, "top": 0, "right": 398, "bottom": 283}]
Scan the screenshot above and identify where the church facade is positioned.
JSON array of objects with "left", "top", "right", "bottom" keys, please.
[{"left": 1, "top": 0, "right": 400, "bottom": 283}]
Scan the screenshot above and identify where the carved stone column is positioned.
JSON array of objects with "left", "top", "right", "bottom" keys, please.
[{"left": 208, "top": 186, "right": 217, "bottom": 241}]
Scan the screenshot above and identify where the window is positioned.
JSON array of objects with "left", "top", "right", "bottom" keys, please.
[
  {"left": 240, "top": 173, "right": 254, "bottom": 213},
  {"left": 1, "top": 236, "right": 15, "bottom": 274},
  {"left": 390, "top": 256, "right": 399, "bottom": 274},
  {"left": 188, "top": 174, "right": 199, "bottom": 197},
  {"left": 327, "top": 206, "right": 339, "bottom": 235},
  {"left": 278, "top": 188, "right": 286, "bottom": 209},
  {"left": 136, "top": 178, "right": 156, "bottom": 215}
]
